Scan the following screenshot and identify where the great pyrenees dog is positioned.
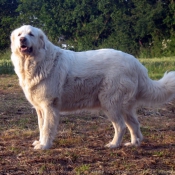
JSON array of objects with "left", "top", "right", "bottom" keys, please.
[{"left": 10, "top": 25, "right": 175, "bottom": 150}]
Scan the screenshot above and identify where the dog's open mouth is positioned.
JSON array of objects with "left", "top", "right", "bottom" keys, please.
[{"left": 20, "top": 45, "right": 33, "bottom": 53}]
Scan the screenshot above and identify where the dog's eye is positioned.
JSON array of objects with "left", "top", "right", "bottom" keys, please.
[
  {"left": 18, "top": 33, "right": 21, "bottom": 36},
  {"left": 29, "top": 32, "right": 34, "bottom": 36}
]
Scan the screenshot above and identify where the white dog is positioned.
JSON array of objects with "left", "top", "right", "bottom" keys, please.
[{"left": 10, "top": 25, "right": 175, "bottom": 150}]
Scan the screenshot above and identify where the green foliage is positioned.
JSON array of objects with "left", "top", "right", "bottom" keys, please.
[
  {"left": 0, "top": 0, "right": 175, "bottom": 57},
  {"left": 0, "top": 0, "right": 19, "bottom": 49}
]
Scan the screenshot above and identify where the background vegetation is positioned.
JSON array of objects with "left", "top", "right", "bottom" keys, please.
[
  {"left": 0, "top": 1, "right": 175, "bottom": 174},
  {"left": 0, "top": 0, "right": 175, "bottom": 78},
  {"left": 0, "top": 0, "right": 175, "bottom": 57}
]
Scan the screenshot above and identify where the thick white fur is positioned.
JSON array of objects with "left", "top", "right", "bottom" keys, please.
[{"left": 11, "top": 25, "right": 175, "bottom": 150}]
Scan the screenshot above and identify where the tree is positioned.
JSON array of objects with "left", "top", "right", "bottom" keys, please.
[
  {"left": 1, "top": 0, "right": 174, "bottom": 57},
  {"left": 0, "top": 0, "right": 19, "bottom": 50},
  {"left": 163, "top": 0, "right": 175, "bottom": 56},
  {"left": 131, "top": 0, "right": 169, "bottom": 57}
]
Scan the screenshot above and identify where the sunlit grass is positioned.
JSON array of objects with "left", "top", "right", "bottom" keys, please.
[
  {"left": 139, "top": 57, "right": 175, "bottom": 79},
  {"left": 0, "top": 50, "right": 14, "bottom": 74},
  {"left": 0, "top": 50, "right": 175, "bottom": 79}
]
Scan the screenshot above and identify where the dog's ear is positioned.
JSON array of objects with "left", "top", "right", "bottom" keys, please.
[
  {"left": 10, "top": 31, "right": 15, "bottom": 52},
  {"left": 39, "top": 29, "right": 47, "bottom": 50}
]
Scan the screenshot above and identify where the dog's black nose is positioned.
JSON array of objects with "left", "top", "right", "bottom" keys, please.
[{"left": 20, "top": 37, "right": 26, "bottom": 42}]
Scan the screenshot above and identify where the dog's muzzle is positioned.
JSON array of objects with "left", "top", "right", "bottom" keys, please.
[{"left": 20, "top": 37, "right": 33, "bottom": 54}]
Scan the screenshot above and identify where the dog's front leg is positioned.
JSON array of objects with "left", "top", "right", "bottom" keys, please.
[
  {"left": 32, "top": 108, "right": 44, "bottom": 147},
  {"left": 34, "top": 105, "right": 59, "bottom": 150}
]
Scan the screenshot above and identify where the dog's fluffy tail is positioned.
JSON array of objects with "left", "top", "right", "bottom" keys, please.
[{"left": 138, "top": 71, "right": 175, "bottom": 106}]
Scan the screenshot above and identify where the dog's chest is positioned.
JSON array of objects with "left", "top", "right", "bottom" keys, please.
[
  {"left": 22, "top": 86, "right": 34, "bottom": 105},
  {"left": 21, "top": 82, "right": 39, "bottom": 107}
]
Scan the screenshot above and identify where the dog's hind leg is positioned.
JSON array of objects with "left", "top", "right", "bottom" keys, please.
[
  {"left": 123, "top": 110, "right": 143, "bottom": 147},
  {"left": 99, "top": 86, "right": 126, "bottom": 148},
  {"left": 104, "top": 109, "right": 126, "bottom": 148}
]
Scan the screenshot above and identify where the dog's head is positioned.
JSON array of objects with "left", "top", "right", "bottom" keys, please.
[{"left": 10, "top": 25, "right": 47, "bottom": 56}]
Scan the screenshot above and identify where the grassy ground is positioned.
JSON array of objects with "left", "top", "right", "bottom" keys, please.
[
  {"left": 0, "top": 50, "right": 14, "bottom": 74},
  {"left": 1, "top": 50, "right": 175, "bottom": 79},
  {"left": 140, "top": 57, "right": 175, "bottom": 79},
  {"left": 0, "top": 75, "right": 175, "bottom": 175}
]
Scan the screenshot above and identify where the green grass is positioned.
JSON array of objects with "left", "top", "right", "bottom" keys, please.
[
  {"left": 0, "top": 50, "right": 175, "bottom": 79},
  {"left": 0, "top": 60, "right": 14, "bottom": 74},
  {"left": 139, "top": 56, "right": 175, "bottom": 79},
  {"left": 75, "top": 164, "right": 90, "bottom": 175},
  {"left": 0, "top": 50, "right": 14, "bottom": 74},
  {"left": 0, "top": 50, "right": 11, "bottom": 60}
]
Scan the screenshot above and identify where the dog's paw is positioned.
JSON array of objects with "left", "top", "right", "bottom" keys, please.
[
  {"left": 32, "top": 140, "right": 40, "bottom": 146},
  {"left": 124, "top": 138, "right": 141, "bottom": 147},
  {"left": 124, "top": 142, "right": 134, "bottom": 147},
  {"left": 34, "top": 143, "right": 51, "bottom": 150},
  {"left": 105, "top": 142, "right": 120, "bottom": 148},
  {"left": 34, "top": 143, "right": 44, "bottom": 150}
]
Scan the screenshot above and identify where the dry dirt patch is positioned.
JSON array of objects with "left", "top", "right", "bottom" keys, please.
[{"left": 0, "top": 75, "right": 175, "bottom": 175}]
